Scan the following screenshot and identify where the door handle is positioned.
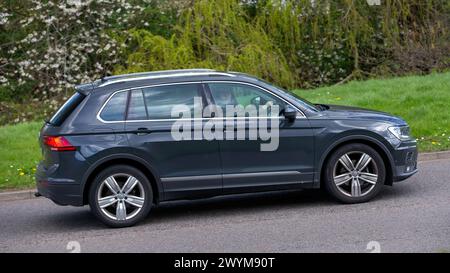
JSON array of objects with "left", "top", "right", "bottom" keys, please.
[{"left": 135, "top": 128, "right": 150, "bottom": 136}]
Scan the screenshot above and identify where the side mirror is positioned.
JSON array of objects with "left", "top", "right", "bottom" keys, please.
[{"left": 283, "top": 105, "right": 297, "bottom": 121}]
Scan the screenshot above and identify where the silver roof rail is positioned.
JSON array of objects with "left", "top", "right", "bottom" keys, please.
[
  {"left": 101, "top": 69, "right": 216, "bottom": 81},
  {"left": 98, "top": 69, "right": 235, "bottom": 87}
]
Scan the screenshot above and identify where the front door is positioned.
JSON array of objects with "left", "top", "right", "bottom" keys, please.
[{"left": 205, "top": 82, "right": 314, "bottom": 193}]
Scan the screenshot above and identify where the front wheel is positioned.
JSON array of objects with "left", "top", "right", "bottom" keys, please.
[
  {"left": 89, "top": 165, "right": 153, "bottom": 228},
  {"left": 323, "top": 143, "right": 386, "bottom": 203}
]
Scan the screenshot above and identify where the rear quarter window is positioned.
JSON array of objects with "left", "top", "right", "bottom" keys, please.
[
  {"left": 99, "top": 91, "right": 128, "bottom": 122},
  {"left": 48, "top": 92, "right": 86, "bottom": 126}
]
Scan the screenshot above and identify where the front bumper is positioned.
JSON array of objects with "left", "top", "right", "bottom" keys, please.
[
  {"left": 391, "top": 141, "right": 418, "bottom": 182},
  {"left": 35, "top": 162, "right": 84, "bottom": 206}
]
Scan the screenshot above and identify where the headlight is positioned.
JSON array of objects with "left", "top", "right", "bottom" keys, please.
[{"left": 388, "top": 126, "right": 411, "bottom": 141}]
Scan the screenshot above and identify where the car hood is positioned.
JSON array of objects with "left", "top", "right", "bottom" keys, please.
[{"left": 322, "top": 104, "right": 407, "bottom": 125}]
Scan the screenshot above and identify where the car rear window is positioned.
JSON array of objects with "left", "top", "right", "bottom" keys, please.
[{"left": 48, "top": 92, "right": 86, "bottom": 126}]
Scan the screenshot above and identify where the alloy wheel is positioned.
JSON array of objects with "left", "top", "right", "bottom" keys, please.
[
  {"left": 333, "top": 152, "right": 378, "bottom": 197},
  {"left": 97, "top": 173, "right": 145, "bottom": 221}
]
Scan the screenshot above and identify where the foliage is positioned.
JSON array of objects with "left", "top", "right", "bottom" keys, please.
[
  {"left": 0, "top": 0, "right": 449, "bottom": 125},
  {"left": 115, "top": 0, "right": 295, "bottom": 88},
  {"left": 0, "top": 0, "right": 177, "bottom": 122},
  {"left": 118, "top": 0, "right": 449, "bottom": 88}
]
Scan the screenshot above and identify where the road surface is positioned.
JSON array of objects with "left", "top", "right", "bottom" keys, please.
[{"left": 0, "top": 159, "right": 449, "bottom": 253}]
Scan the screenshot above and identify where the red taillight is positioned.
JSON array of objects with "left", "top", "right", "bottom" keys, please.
[{"left": 43, "top": 136, "right": 76, "bottom": 151}]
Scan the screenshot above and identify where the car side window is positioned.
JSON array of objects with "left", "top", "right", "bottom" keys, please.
[
  {"left": 208, "top": 83, "right": 286, "bottom": 117},
  {"left": 127, "top": 90, "right": 148, "bottom": 120},
  {"left": 142, "top": 84, "right": 202, "bottom": 120},
  {"left": 99, "top": 91, "right": 127, "bottom": 121}
]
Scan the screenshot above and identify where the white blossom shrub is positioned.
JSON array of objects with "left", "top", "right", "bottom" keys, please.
[
  {"left": 0, "top": 0, "right": 178, "bottom": 123},
  {"left": 2, "top": 1, "right": 147, "bottom": 99}
]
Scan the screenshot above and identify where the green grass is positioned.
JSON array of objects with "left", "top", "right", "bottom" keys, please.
[
  {"left": 294, "top": 72, "right": 450, "bottom": 152},
  {"left": 0, "top": 72, "right": 449, "bottom": 190},
  {"left": 0, "top": 122, "right": 42, "bottom": 190}
]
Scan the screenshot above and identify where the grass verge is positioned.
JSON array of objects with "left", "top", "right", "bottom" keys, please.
[{"left": 0, "top": 122, "right": 42, "bottom": 190}]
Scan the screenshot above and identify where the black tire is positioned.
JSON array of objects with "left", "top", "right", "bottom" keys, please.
[
  {"left": 323, "top": 143, "right": 386, "bottom": 203},
  {"left": 89, "top": 165, "right": 153, "bottom": 228}
]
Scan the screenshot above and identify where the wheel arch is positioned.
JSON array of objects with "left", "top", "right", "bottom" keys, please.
[
  {"left": 81, "top": 154, "right": 163, "bottom": 205},
  {"left": 317, "top": 135, "right": 395, "bottom": 187}
]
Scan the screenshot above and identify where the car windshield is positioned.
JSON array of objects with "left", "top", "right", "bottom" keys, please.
[
  {"left": 278, "top": 88, "right": 319, "bottom": 111},
  {"left": 255, "top": 78, "right": 319, "bottom": 111}
]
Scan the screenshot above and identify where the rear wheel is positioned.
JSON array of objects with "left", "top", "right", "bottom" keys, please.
[
  {"left": 324, "top": 143, "right": 386, "bottom": 203},
  {"left": 89, "top": 165, "right": 153, "bottom": 228}
]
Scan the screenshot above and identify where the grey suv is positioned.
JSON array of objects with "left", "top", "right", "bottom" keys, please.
[{"left": 36, "top": 69, "right": 418, "bottom": 227}]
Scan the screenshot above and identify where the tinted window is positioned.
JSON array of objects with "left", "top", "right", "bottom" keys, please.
[
  {"left": 142, "top": 84, "right": 202, "bottom": 119},
  {"left": 100, "top": 91, "right": 127, "bottom": 121},
  {"left": 127, "top": 90, "right": 147, "bottom": 120},
  {"left": 208, "top": 83, "right": 285, "bottom": 117},
  {"left": 48, "top": 91, "right": 85, "bottom": 126}
]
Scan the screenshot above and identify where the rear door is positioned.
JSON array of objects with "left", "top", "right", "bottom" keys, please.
[{"left": 124, "top": 83, "right": 222, "bottom": 200}]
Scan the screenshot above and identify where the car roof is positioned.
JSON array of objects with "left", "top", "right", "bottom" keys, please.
[{"left": 74, "top": 69, "right": 261, "bottom": 94}]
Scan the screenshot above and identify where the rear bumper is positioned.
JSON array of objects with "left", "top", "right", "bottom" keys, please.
[
  {"left": 392, "top": 142, "right": 418, "bottom": 182},
  {"left": 35, "top": 162, "right": 84, "bottom": 206}
]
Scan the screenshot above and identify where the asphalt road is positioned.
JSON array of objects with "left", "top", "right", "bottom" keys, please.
[{"left": 0, "top": 159, "right": 449, "bottom": 253}]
